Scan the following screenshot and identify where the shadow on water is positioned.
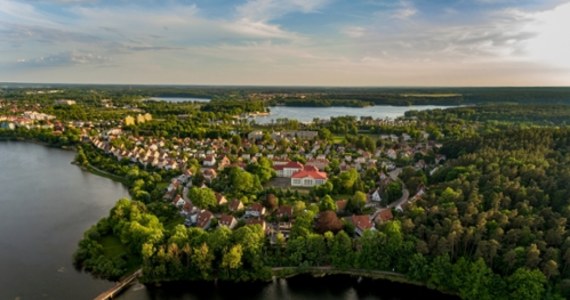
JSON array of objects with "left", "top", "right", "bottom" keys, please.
[{"left": 123, "top": 275, "right": 459, "bottom": 300}]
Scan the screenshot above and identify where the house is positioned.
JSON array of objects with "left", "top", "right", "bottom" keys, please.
[
  {"left": 246, "top": 218, "right": 267, "bottom": 232},
  {"left": 229, "top": 199, "right": 244, "bottom": 212},
  {"left": 410, "top": 186, "right": 426, "bottom": 202},
  {"left": 275, "top": 205, "right": 293, "bottom": 220},
  {"left": 245, "top": 203, "right": 266, "bottom": 218},
  {"left": 291, "top": 166, "right": 328, "bottom": 187},
  {"left": 203, "top": 155, "right": 216, "bottom": 167},
  {"left": 201, "top": 168, "right": 217, "bottom": 182},
  {"left": 182, "top": 202, "right": 196, "bottom": 216},
  {"left": 351, "top": 215, "right": 374, "bottom": 236},
  {"left": 248, "top": 130, "right": 264, "bottom": 140},
  {"left": 218, "top": 155, "right": 231, "bottom": 170},
  {"left": 215, "top": 193, "right": 228, "bottom": 206},
  {"left": 219, "top": 214, "right": 238, "bottom": 229},
  {"left": 196, "top": 210, "right": 214, "bottom": 229},
  {"left": 280, "top": 130, "right": 318, "bottom": 140},
  {"left": 274, "top": 161, "right": 304, "bottom": 178},
  {"left": 386, "top": 149, "right": 397, "bottom": 160},
  {"left": 374, "top": 209, "right": 394, "bottom": 224},
  {"left": 172, "top": 195, "right": 185, "bottom": 208},
  {"left": 306, "top": 158, "right": 330, "bottom": 171},
  {"left": 56, "top": 98, "right": 76, "bottom": 106},
  {"left": 277, "top": 222, "right": 292, "bottom": 237},
  {"left": 336, "top": 200, "right": 347, "bottom": 214},
  {"left": 371, "top": 189, "right": 382, "bottom": 202},
  {"left": 0, "top": 122, "right": 15, "bottom": 130}
]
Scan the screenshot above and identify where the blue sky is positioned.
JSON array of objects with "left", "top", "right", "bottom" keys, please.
[{"left": 1, "top": 0, "right": 569, "bottom": 86}]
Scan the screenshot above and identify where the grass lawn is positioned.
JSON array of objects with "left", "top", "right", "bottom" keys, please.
[
  {"left": 332, "top": 135, "right": 345, "bottom": 143},
  {"left": 163, "top": 215, "right": 184, "bottom": 231},
  {"left": 100, "top": 235, "right": 141, "bottom": 274},
  {"left": 331, "top": 194, "right": 352, "bottom": 200},
  {"left": 101, "top": 235, "right": 126, "bottom": 258}
]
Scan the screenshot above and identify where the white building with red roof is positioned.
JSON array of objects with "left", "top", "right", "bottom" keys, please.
[
  {"left": 274, "top": 161, "right": 304, "bottom": 178},
  {"left": 291, "top": 165, "right": 328, "bottom": 187}
]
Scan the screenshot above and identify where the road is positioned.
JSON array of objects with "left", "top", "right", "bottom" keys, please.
[
  {"left": 388, "top": 187, "right": 410, "bottom": 209},
  {"left": 271, "top": 266, "right": 405, "bottom": 278},
  {"left": 370, "top": 167, "right": 410, "bottom": 220}
]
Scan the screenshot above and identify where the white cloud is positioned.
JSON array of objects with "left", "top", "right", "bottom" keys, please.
[
  {"left": 521, "top": 2, "right": 570, "bottom": 68},
  {"left": 224, "top": 19, "right": 302, "bottom": 41},
  {"left": 14, "top": 50, "right": 111, "bottom": 68},
  {"left": 342, "top": 26, "right": 366, "bottom": 38},
  {"left": 236, "top": 0, "right": 329, "bottom": 22},
  {"left": 392, "top": 5, "right": 417, "bottom": 20}
]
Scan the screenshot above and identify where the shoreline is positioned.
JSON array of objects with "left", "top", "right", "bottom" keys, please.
[
  {"left": 271, "top": 267, "right": 457, "bottom": 297},
  {"left": 1, "top": 139, "right": 455, "bottom": 299},
  {"left": 0, "top": 136, "right": 76, "bottom": 151}
]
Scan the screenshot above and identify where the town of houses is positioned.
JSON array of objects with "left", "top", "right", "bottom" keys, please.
[
  {"left": 1, "top": 102, "right": 446, "bottom": 243},
  {"left": 84, "top": 119, "right": 446, "bottom": 243}
]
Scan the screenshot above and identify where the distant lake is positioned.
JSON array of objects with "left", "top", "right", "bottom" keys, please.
[
  {"left": 254, "top": 105, "right": 453, "bottom": 124},
  {"left": 148, "top": 97, "right": 211, "bottom": 103},
  {"left": 0, "top": 142, "right": 129, "bottom": 300}
]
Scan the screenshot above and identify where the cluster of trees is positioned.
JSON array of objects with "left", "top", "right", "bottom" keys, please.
[
  {"left": 202, "top": 99, "right": 266, "bottom": 115},
  {"left": 141, "top": 223, "right": 270, "bottom": 282},
  {"left": 407, "top": 104, "right": 570, "bottom": 126},
  {"left": 399, "top": 127, "right": 570, "bottom": 298},
  {"left": 211, "top": 167, "right": 264, "bottom": 198},
  {"left": 0, "top": 127, "right": 80, "bottom": 147},
  {"left": 269, "top": 98, "right": 372, "bottom": 107},
  {"left": 74, "top": 199, "right": 163, "bottom": 279}
]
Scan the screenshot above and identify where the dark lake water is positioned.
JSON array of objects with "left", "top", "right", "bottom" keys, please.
[
  {"left": 0, "top": 142, "right": 129, "bottom": 300},
  {"left": 0, "top": 142, "right": 457, "bottom": 300},
  {"left": 120, "top": 275, "right": 458, "bottom": 300}
]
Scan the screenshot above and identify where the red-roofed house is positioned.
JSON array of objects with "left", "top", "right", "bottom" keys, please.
[
  {"left": 306, "top": 158, "right": 330, "bottom": 171},
  {"left": 274, "top": 161, "right": 304, "bottom": 178},
  {"left": 197, "top": 210, "right": 214, "bottom": 229},
  {"left": 275, "top": 205, "right": 293, "bottom": 220},
  {"left": 246, "top": 218, "right": 268, "bottom": 233},
  {"left": 219, "top": 214, "right": 238, "bottom": 229},
  {"left": 201, "top": 168, "right": 217, "bottom": 182},
  {"left": 215, "top": 193, "right": 228, "bottom": 206},
  {"left": 228, "top": 199, "right": 244, "bottom": 212},
  {"left": 291, "top": 166, "right": 328, "bottom": 187},
  {"left": 374, "top": 209, "right": 394, "bottom": 225},
  {"left": 336, "top": 200, "right": 347, "bottom": 214},
  {"left": 245, "top": 203, "right": 266, "bottom": 218},
  {"left": 351, "top": 215, "right": 374, "bottom": 236},
  {"left": 172, "top": 195, "right": 185, "bottom": 208}
]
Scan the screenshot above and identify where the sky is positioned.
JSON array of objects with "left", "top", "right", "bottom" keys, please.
[{"left": 1, "top": 0, "right": 569, "bottom": 86}]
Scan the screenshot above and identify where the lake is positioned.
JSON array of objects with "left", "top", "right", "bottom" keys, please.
[
  {"left": 148, "top": 97, "right": 211, "bottom": 103},
  {"left": 0, "top": 142, "right": 129, "bottom": 299},
  {"left": 254, "top": 105, "right": 453, "bottom": 124},
  {"left": 0, "top": 142, "right": 457, "bottom": 300}
]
